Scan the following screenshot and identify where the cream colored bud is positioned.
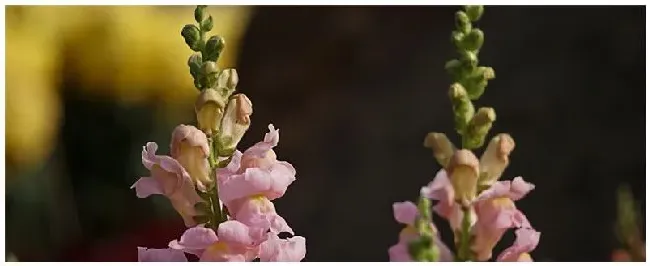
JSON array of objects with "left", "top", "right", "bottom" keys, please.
[
  {"left": 203, "top": 61, "right": 219, "bottom": 75},
  {"left": 447, "top": 149, "right": 480, "bottom": 206},
  {"left": 195, "top": 88, "right": 226, "bottom": 136},
  {"left": 464, "top": 107, "right": 496, "bottom": 149},
  {"left": 478, "top": 133, "right": 515, "bottom": 187},
  {"left": 217, "top": 68, "right": 239, "bottom": 90},
  {"left": 424, "top": 132, "right": 456, "bottom": 168},
  {"left": 219, "top": 94, "right": 252, "bottom": 151}
]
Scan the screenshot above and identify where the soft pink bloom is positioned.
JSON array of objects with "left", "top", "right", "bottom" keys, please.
[
  {"left": 259, "top": 233, "right": 307, "bottom": 262},
  {"left": 131, "top": 142, "right": 203, "bottom": 227},
  {"left": 217, "top": 124, "right": 296, "bottom": 206},
  {"left": 497, "top": 228, "right": 541, "bottom": 262},
  {"left": 137, "top": 247, "right": 188, "bottom": 262},
  {"left": 169, "top": 221, "right": 262, "bottom": 262},
  {"left": 388, "top": 201, "right": 453, "bottom": 262},
  {"left": 420, "top": 170, "right": 472, "bottom": 231},
  {"left": 170, "top": 124, "right": 211, "bottom": 189},
  {"left": 471, "top": 177, "right": 535, "bottom": 261},
  {"left": 229, "top": 196, "right": 294, "bottom": 234}
]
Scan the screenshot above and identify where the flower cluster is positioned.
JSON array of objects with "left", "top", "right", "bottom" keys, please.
[
  {"left": 389, "top": 135, "right": 541, "bottom": 262},
  {"left": 388, "top": 6, "right": 540, "bottom": 262},
  {"left": 130, "top": 6, "right": 305, "bottom": 262}
]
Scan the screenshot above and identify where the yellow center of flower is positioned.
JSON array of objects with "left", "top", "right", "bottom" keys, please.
[
  {"left": 491, "top": 197, "right": 515, "bottom": 209},
  {"left": 206, "top": 241, "right": 229, "bottom": 253},
  {"left": 518, "top": 252, "right": 532, "bottom": 261}
]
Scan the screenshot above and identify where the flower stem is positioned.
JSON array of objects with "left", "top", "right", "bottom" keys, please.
[{"left": 455, "top": 206, "right": 474, "bottom": 261}]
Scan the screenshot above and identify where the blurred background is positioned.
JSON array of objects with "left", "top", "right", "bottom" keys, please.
[{"left": 4, "top": 5, "right": 646, "bottom": 262}]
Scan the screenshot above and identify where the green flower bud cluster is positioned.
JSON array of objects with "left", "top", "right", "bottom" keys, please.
[
  {"left": 446, "top": 6, "right": 496, "bottom": 150},
  {"left": 182, "top": 5, "right": 226, "bottom": 90},
  {"left": 407, "top": 197, "right": 441, "bottom": 262}
]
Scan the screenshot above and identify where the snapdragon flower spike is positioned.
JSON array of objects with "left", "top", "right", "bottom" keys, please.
[
  {"left": 496, "top": 227, "right": 541, "bottom": 262},
  {"left": 131, "top": 142, "right": 204, "bottom": 227},
  {"left": 137, "top": 247, "right": 188, "bottom": 262},
  {"left": 171, "top": 124, "right": 212, "bottom": 189},
  {"left": 217, "top": 124, "right": 296, "bottom": 207},
  {"left": 471, "top": 177, "right": 535, "bottom": 261},
  {"left": 388, "top": 201, "right": 453, "bottom": 262},
  {"left": 421, "top": 170, "right": 537, "bottom": 261}
]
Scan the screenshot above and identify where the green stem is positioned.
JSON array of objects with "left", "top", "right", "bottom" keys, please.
[{"left": 456, "top": 206, "right": 473, "bottom": 261}]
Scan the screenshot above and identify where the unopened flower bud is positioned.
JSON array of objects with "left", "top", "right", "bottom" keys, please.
[
  {"left": 449, "top": 83, "right": 475, "bottom": 134},
  {"left": 181, "top": 24, "right": 202, "bottom": 52},
  {"left": 194, "top": 5, "right": 207, "bottom": 23},
  {"left": 478, "top": 133, "right": 515, "bottom": 187},
  {"left": 217, "top": 68, "right": 239, "bottom": 90},
  {"left": 204, "top": 35, "right": 225, "bottom": 62},
  {"left": 464, "top": 29, "right": 484, "bottom": 51},
  {"left": 200, "top": 15, "right": 214, "bottom": 32},
  {"left": 424, "top": 132, "right": 456, "bottom": 168},
  {"left": 203, "top": 61, "right": 219, "bottom": 75},
  {"left": 187, "top": 53, "right": 203, "bottom": 81},
  {"left": 464, "top": 5, "right": 484, "bottom": 22},
  {"left": 195, "top": 88, "right": 226, "bottom": 136},
  {"left": 218, "top": 94, "right": 252, "bottom": 152},
  {"left": 455, "top": 11, "right": 471, "bottom": 34},
  {"left": 464, "top": 107, "right": 496, "bottom": 149},
  {"left": 447, "top": 149, "right": 480, "bottom": 206},
  {"left": 171, "top": 125, "right": 211, "bottom": 187}
]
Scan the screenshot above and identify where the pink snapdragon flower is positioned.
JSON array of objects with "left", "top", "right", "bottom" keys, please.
[
  {"left": 217, "top": 124, "right": 296, "bottom": 207},
  {"left": 170, "top": 124, "right": 211, "bottom": 189},
  {"left": 168, "top": 221, "right": 263, "bottom": 262},
  {"left": 131, "top": 142, "right": 203, "bottom": 227},
  {"left": 471, "top": 177, "right": 535, "bottom": 261},
  {"left": 388, "top": 201, "right": 453, "bottom": 262},
  {"left": 420, "top": 170, "right": 475, "bottom": 231},
  {"left": 496, "top": 227, "right": 541, "bottom": 262},
  {"left": 259, "top": 233, "right": 307, "bottom": 262}
]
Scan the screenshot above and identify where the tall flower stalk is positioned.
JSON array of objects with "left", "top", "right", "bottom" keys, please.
[
  {"left": 131, "top": 6, "right": 306, "bottom": 262},
  {"left": 389, "top": 6, "right": 541, "bottom": 262}
]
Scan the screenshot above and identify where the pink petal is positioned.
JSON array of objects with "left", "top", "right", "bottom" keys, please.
[
  {"left": 392, "top": 201, "right": 418, "bottom": 225},
  {"left": 169, "top": 226, "right": 219, "bottom": 256},
  {"left": 217, "top": 150, "right": 243, "bottom": 179},
  {"left": 137, "top": 247, "right": 187, "bottom": 262},
  {"left": 259, "top": 234, "right": 306, "bottom": 262},
  {"left": 421, "top": 170, "right": 455, "bottom": 219},
  {"left": 218, "top": 168, "right": 272, "bottom": 204},
  {"left": 388, "top": 242, "right": 412, "bottom": 262},
  {"left": 476, "top": 180, "right": 511, "bottom": 201},
  {"left": 131, "top": 177, "right": 163, "bottom": 198},
  {"left": 141, "top": 142, "right": 159, "bottom": 170},
  {"left": 496, "top": 228, "right": 541, "bottom": 262},
  {"left": 217, "top": 220, "right": 255, "bottom": 246},
  {"left": 243, "top": 125, "right": 279, "bottom": 159},
  {"left": 509, "top": 176, "right": 535, "bottom": 201}
]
